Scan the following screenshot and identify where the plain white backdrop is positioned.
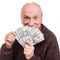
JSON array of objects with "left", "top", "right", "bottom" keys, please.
[{"left": 0, "top": 0, "right": 60, "bottom": 49}]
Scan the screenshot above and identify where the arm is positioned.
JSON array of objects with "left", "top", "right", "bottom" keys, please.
[
  {"left": 0, "top": 32, "right": 16, "bottom": 60},
  {"left": 0, "top": 43, "right": 14, "bottom": 60},
  {"left": 44, "top": 34, "right": 60, "bottom": 60},
  {"left": 24, "top": 40, "right": 42, "bottom": 60},
  {"left": 30, "top": 34, "right": 60, "bottom": 60}
]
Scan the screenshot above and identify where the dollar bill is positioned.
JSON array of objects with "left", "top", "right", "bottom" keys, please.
[{"left": 15, "top": 26, "right": 44, "bottom": 47}]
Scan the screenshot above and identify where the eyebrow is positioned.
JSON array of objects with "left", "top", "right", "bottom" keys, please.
[
  {"left": 23, "top": 15, "right": 38, "bottom": 17},
  {"left": 23, "top": 15, "right": 30, "bottom": 18},
  {"left": 23, "top": 15, "right": 39, "bottom": 19}
]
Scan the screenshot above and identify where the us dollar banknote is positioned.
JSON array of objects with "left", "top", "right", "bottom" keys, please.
[{"left": 15, "top": 26, "right": 44, "bottom": 48}]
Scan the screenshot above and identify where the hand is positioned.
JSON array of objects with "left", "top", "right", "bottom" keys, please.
[
  {"left": 24, "top": 40, "right": 34, "bottom": 60},
  {"left": 5, "top": 32, "right": 16, "bottom": 48}
]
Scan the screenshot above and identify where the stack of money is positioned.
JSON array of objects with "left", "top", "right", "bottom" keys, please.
[{"left": 15, "top": 26, "right": 44, "bottom": 47}]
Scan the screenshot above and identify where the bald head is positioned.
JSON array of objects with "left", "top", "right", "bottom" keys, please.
[{"left": 21, "top": 2, "right": 43, "bottom": 16}]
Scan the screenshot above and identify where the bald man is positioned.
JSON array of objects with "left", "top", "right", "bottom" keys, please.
[{"left": 0, "top": 2, "right": 60, "bottom": 60}]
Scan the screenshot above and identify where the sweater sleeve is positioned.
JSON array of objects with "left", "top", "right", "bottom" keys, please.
[
  {"left": 44, "top": 34, "right": 60, "bottom": 60},
  {"left": 0, "top": 43, "right": 14, "bottom": 60}
]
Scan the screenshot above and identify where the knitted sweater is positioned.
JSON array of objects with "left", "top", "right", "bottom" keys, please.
[{"left": 0, "top": 24, "right": 60, "bottom": 60}]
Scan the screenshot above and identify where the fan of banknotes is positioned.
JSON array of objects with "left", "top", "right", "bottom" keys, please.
[{"left": 15, "top": 25, "right": 44, "bottom": 47}]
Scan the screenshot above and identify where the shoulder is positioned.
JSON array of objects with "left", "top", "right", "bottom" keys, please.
[
  {"left": 41, "top": 24, "right": 59, "bottom": 50},
  {"left": 41, "top": 24, "right": 57, "bottom": 41},
  {"left": 41, "top": 24, "right": 59, "bottom": 49}
]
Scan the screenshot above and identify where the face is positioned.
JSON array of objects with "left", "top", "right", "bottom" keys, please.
[{"left": 21, "top": 4, "right": 42, "bottom": 29}]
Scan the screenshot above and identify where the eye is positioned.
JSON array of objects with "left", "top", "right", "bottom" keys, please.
[{"left": 24, "top": 16, "right": 30, "bottom": 20}]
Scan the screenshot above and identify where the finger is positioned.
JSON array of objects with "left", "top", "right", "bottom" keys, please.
[
  {"left": 10, "top": 32, "right": 16, "bottom": 36},
  {"left": 24, "top": 40, "right": 33, "bottom": 46},
  {"left": 5, "top": 33, "right": 15, "bottom": 41},
  {"left": 24, "top": 50, "right": 29, "bottom": 55},
  {"left": 5, "top": 33, "right": 15, "bottom": 43},
  {"left": 5, "top": 36, "right": 15, "bottom": 42},
  {"left": 9, "top": 33, "right": 16, "bottom": 37},
  {"left": 5, "top": 37, "right": 14, "bottom": 44},
  {"left": 24, "top": 48, "right": 30, "bottom": 52},
  {"left": 24, "top": 50, "right": 31, "bottom": 56},
  {"left": 6, "top": 41, "right": 12, "bottom": 46},
  {"left": 24, "top": 44, "right": 30, "bottom": 48},
  {"left": 8, "top": 34, "right": 16, "bottom": 40}
]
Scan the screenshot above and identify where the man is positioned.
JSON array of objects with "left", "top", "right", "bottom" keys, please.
[{"left": 0, "top": 2, "right": 60, "bottom": 60}]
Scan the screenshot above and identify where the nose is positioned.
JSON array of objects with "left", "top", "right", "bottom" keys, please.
[{"left": 28, "top": 19, "right": 34, "bottom": 26}]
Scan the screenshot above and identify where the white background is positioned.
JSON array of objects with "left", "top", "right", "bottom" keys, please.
[{"left": 0, "top": 0, "right": 60, "bottom": 49}]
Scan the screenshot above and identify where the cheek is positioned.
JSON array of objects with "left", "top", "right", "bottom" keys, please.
[
  {"left": 21, "top": 20, "right": 29, "bottom": 25},
  {"left": 34, "top": 19, "right": 42, "bottom": 28},
  {"left": 35, "top": 20, "right": 42, "bottom": 25}
]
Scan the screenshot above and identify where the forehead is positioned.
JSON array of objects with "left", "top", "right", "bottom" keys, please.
[{"left": 21, "top": 3, "right": 42, "bottom": 16}]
